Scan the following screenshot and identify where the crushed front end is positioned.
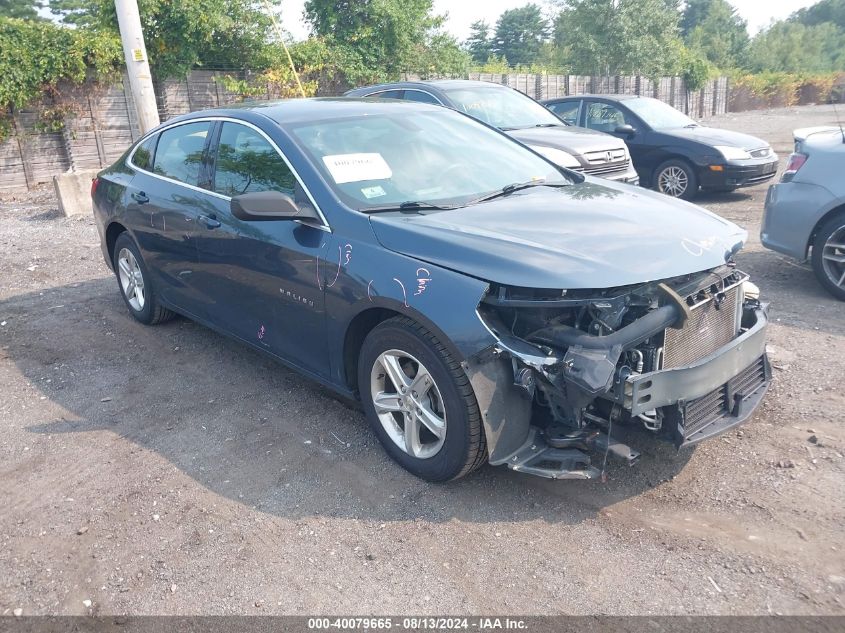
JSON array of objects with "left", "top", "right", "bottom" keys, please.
[{"left": 466, "top": 265, "right": 770, "bottom": 479}]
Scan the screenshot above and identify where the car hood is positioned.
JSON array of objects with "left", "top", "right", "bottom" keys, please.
[
  {"left": 507, "top": 125, "right": 627, "bottom": 155},
  {"left": 663, "top": 126, "right": 769, "bottom": 150},
  {"left": 369, "top": 180, "right": 747, "bottom": 289}
]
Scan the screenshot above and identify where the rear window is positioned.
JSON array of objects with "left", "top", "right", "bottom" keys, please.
[
  {"left": 152, "top": 122, "right": 212, "bottom": 186},
  {"left": 131, "top": 134, "right": 158, "bottom": 170}
]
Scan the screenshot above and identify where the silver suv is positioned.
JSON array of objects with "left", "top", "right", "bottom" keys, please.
[{"left": 762, "top": 127, "right": 845, "bottom": 300}]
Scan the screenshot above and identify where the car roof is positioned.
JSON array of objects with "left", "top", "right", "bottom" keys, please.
[
  {"left": 169, "top": 97, "right": 444, "bottom": 127},
  {"left": 348, "top": 79, "right": 510, "bottom": 93},
  {"left": 544, "top": 94, "right": 644, "bottom": 102}
]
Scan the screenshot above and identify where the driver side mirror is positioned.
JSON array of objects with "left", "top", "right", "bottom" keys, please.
[
  {"left": 231, "top": 190, "right": 321, "bottom": 224},
  {"left": 615, "top": 124, "right": 636, "bottom": 137}
]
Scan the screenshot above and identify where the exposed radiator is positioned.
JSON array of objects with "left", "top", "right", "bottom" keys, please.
[{"left": 662, "top": 285, "right": 741, "bottom": 369}]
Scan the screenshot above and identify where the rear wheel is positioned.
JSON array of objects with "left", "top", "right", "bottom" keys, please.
[
  {"left": 654, "top": 158, "right": 698, "bottom": 200},
  {"left": 113, "top": 233, "right": 175, "bottom": 324},
  {"left": 811, "top": 211, "right": 845, "bottom": 301},
  {"left": 358, "top": 317, "right": 486, "bottom": 481}
]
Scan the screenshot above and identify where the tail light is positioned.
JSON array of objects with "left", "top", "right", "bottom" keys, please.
[
  {"left": 781, "top": 153, "right": 807, "bottom": 182},
  {"left": 90, "top": 177, "right": 100, "bottom": 198}
]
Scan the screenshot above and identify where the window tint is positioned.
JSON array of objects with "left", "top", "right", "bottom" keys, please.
[
  {"left": 132, "top": 134, "right": 158, "bottom": 170},
  {"left": 366, "top": 89, "right": 403, "bottom": 99},
  {"left": 585, "top": 102, "right": 628, "bottom": 133},
  {"left": 152, "top": 122, "right": 211, "bottom": 186},
  {"left": 402, "top": 90, "right": 440, "bottom": 105},
  {"left": 213, "top": 122, "right": 296, "bottom": 197},
  {"left": 548, "top": 101, "right": 580, "bottom": 125}
]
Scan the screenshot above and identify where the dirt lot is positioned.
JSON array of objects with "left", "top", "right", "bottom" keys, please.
[{"left": 1, "top": 105, "right": 843, "bottom": 617}]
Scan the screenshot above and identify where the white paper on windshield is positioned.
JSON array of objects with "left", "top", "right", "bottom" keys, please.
[{"left": 322, "top": 153, "right": 392, "bottom": 184}]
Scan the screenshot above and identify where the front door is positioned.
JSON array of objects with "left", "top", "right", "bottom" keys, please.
[
  {"left": 190, "top": 120, "right": 331, "bottom": 377},
  {"left": 583, "top": 100, "right": 649, "bottom": 172}
]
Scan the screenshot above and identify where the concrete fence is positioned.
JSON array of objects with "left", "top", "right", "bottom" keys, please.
[{"left": 2, "top": 70, "right": 730, "bottom": 193}]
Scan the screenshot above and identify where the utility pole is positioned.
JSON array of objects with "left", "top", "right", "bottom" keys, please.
[{"left": 114, "top": 0, "right": 160, "bottom": 134}]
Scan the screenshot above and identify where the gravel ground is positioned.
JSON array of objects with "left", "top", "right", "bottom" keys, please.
[{"left": 0, "top": 104, "right": 843, "bottom": 617}]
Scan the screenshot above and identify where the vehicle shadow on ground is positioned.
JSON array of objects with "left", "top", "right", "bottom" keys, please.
[
  {"left": 3, "top": 278, "right": 695, "bottom": 526},
  {"left": 695, "top": 191, "right": 754, "bottom": 205}
]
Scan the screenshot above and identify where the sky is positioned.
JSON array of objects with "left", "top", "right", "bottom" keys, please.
[{"left": 279, "top": 0, "right": 821, "bottom": 41}]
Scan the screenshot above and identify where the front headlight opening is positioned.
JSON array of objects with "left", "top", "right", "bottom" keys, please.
[{"left": 715, "top": 145, "right": 752, "bottom": 161}]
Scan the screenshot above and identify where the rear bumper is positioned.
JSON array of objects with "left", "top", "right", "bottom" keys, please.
[
  {"left": 762, "top": 181, "right": 835, "bottom": 260},
  {"left": 699, "top": 158, "right": 778, "bottom": 189}
]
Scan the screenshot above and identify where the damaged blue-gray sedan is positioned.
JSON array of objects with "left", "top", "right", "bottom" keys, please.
[{"left": 92, "top": 99, "right": 771, "bottom": 481}]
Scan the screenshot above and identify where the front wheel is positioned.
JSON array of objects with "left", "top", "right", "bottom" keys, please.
[
  {"left": 654, "top": 159, "right": 698, "bottom": 200},
  {"left": 811, "top": 211, "right": 845, "bottom": 301},
  {"left": 358, "top": 317, "right": 487, "bottom": 481}
]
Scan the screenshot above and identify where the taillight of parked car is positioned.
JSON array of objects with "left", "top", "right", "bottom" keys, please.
[
  {"left": 91, "top": 177, "right": 100, "bottom": 198},
  {"left": 781, "top": 153, "right": 808, "bottom": 182}
]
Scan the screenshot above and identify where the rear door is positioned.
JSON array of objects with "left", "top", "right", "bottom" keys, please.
[
  {"left": 190, "top": 120, "right": 331, "bottom": 376},
  {"left": 127, "top": 120, "right": 215, "bottom": 311}
]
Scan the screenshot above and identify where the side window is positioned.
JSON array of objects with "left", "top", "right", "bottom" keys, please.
[
  {"left": 132, "top": 134, "right": 158, "bottom": 170},
  {"left": 585, "top": 102, "right": 627, "bottom": 133},
  {"left": 213, "top": 122, "right": 296, "bottom": 197},
  {"left": 366, "top": 89, "right": 403, "bottom": 100},
  {"left": 548, "top": 101, "right": 580, "bottom": 125},
  {"left": 402, "top": 90, "right": 440, "bottom": 105},
  {"left": 152, "top": 122, "right": 211, "bottom": 186}
]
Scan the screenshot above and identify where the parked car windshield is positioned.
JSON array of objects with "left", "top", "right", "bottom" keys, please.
[
  {"left": 624, "top": 97, "right": 697, "bottom": 129},
  {"left": 290, "top": 110, "right": 569, "bottom": 211},
  {"left": 444, "top": 86, "right": 564, "bottom": 130}
]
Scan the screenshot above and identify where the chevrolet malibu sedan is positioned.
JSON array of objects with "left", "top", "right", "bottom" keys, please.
[
  {"left": 543, "top": 94, "right": 779, "bottom": 200},
  {"left": 92, "top": 99, "right": 771, "bottom": 482}
]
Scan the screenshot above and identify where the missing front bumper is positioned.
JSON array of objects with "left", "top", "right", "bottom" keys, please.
[{"left": 466, "top": 306, "right": 771, "bottom": 479}]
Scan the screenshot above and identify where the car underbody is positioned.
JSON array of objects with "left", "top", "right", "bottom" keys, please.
[{"left": 466, "top": 264, "right": 771, "bottom": 479}]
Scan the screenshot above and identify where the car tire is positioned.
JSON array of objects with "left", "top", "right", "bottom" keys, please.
[
  {"left": 358, "top": 316, "right": 487, "bottom": 481},
  {"left": 654, "top": 158, "right": 698, "bottom": 200},
  {"left": 811, "top": 211, "right": 845, "bottom": 301},
  {"left": 112, "top": 232, "right": 176, "bottom": 324}
]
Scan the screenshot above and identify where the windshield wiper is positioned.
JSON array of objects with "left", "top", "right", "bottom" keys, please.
[
  {"left": 361, "top": 200, "right": 457, "bottom": 213},
  {"left": 465, "top": 180, "right": 568, "bottom": 206},
  {"left": 684, "top": 123, "right": 700, "bottom": 128},
  {"left": 533, "top": 123, "right": 564, "bottom": 128}
]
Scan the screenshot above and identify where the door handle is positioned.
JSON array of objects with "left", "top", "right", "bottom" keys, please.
[
  {"left": 131, "top": 191, "right": 149, "bottom": 204},
  {"left": 198, "top": 214, "right": 221, "bottom": 229}
]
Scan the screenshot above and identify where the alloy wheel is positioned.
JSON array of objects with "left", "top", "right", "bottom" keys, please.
[
  {"left": 657, "top": 166, "right": 689, "bottom": 197},
  {"left": 821, "top": 224, "right": 845, "bottom": 291},
  {"left": 117, "top": 247, "right": 146, "bottom": 311},
  {"left": 370, "top": 349, "right": 447, "bottom": 459}
]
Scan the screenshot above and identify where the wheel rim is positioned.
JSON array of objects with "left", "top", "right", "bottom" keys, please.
[
  {"left": 658, "top": 166, "right": 689, "bottom": 197},
  {"left": 370, "top": 349, "right": 447, "bottom": 459},
  {"left": 117, "top": 247, "right": 146, "bottom": 311},
  {"left": 821, "top": 224, "right": 845, "bottom": 291}
]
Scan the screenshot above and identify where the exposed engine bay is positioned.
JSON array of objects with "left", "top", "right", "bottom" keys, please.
[{"left": 468, "top": 264, "right": 771, "bottom": 479}]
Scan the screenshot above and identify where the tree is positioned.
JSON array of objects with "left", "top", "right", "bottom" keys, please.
[
  {"left": 0, "top": 0, "right": 42, "bottom": 20},
  {"left": 554, "top": 0, "right": 682, "bottom": 77},
  {"left": 45, "top": 0, "right": 279, "bottom": 79},
  {"left": 303, "top": 0, "right": 467, "bottom": 83},
  {"left": 492, "top": 4, "right": 549, "bottom": 67},
  {"left": 792, "top": 0, "right": 845, "bottom": 29},
  {"left": 747, "top": 21, "right": 845, "bottom": 73},
  {"left": 465, "top": 20, "right": 493, "bottom": 64},
  {"left": 683, "top": 0, "right": 749, "bottom": 69}
]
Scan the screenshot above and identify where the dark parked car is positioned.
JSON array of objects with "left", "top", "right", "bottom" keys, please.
[
  {"left": 763, "top": 126, "right": 845, "bottom": 300},
  {"left": 345, "top": 80, "right": 639, "bottom": 184},
  {"left": 542, "top": 94, "right": 779, "bottom": 200},
  {"left": 92, "top": 98, "right": 770, "bottom": 482}
]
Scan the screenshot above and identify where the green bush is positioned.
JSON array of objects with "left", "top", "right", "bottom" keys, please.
[{"left": 0, "top": 17, "right": 122, "bottom": 139}]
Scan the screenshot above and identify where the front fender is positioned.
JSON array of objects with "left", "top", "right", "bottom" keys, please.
[{"left": 322, "top": 239, "right": 497, "bottom": 388}]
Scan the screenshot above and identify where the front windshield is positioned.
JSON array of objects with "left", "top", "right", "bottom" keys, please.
[
  {"left": 445, "top": 86, "right": 564, "bottom": 130},
  {"left": 290, "top": 109, "right": 569, "bottom": 211},
  {"left": 624, "top": 97, "right": 697, "bottom": 129}
]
